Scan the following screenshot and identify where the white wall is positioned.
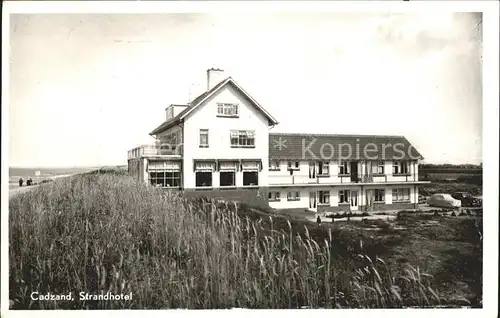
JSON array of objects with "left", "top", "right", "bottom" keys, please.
[
  {"left": 268, "top": 160, "right": 374, "bottom": 185},
  {"left": 268, "top": 186, "right": 366, "bottom": 210},
  {"left": 268, "top": 189, "right": 309, "bottom": 210},
  {"left": 183, "top": 84, "right": 270, "bottom": 189},
  {"left": 385, "top": 186, "right": 393, "bottom": 204},
  {"left": 268, "top": 184, "right": 418, "bottom": 210},
  {"left": 268, "top": 160, "right": 343, "bottom": 184},
  {"left": 268, "top": 160, "right": 422, "bottom": 190}
]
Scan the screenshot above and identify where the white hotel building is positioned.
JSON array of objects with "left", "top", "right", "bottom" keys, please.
[{"left": 128, "top": 69, "right": 429, "bottom": 213}]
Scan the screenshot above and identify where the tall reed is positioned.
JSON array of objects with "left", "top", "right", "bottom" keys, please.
[{"left": 10, "top": 173, "right": 443, "bottom": 309}]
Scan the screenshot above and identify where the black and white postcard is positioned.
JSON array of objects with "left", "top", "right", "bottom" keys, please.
[{"left": 1, "top": 1, "right": 498, "bottom": 318}]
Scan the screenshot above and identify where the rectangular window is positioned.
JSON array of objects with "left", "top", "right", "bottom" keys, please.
[
  {"left": 268, "top": 191, "right": 280, "bottom": 202},
  {"left": 339, "top": 161, "right": 350, "bottom": 175},
  {"left": 372, "top": 161, "right": 385, "bottom": 174},
  {"left": 287, "top": 161, "right": 300, "bottom": 170},
  {"left": 243, "top": 171, "right": 258, "bottom": 186},
  {"left": 392, "top": 161, "right": 410, "bottom": 175},
  {"left": 318, "top": 162, "right": 330, "bottom": 176},
  {"left": 195, "top": 171, "right": 212, "bottom": 187},
  {"left": 149, "top": 161, "right": 181, "bottom": 187},
  {"left": 287, "top": 191, "right": 300, "bottom": 201},
  {"left": 318, "top": 190, "right": 330, "bottom": 205},
  {"left": 339, "top": 190, "right": 350, "bottom": 204},
  {"left": 374, "top": 189, "right": 385, "bottom": 202},
  {"left": 217, "top": 103, "right": 239, "bottom": 117},
  {"left": 199, "top": 129, "right": 209, "bottom": 148},
  {"left": 220, "top": 171, "right": 235, "bottom": 187},
  {"left": 392, "top": 188, "right": 410, "bottom": 202},
  {"left": 165, "top": 171, "right": 180, "bottom": 187},
  {"left": 230, "top": 130, "right": 255, "bottom": 148},
  {"left": 150, "top": 171, "right": 164, "bottom": 187},
  {"left": 269, "top": 160, "right": 280, "bottom": 171}
]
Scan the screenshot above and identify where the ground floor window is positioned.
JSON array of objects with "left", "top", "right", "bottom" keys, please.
[
  {"left": 196, "top": 172, "right": 212, "bottom": 187},
  {"left": 339, "top": 190, "right": 350, "bottom": 203},
  {"left": 374, "top": 189, "right": 385, "bottom": 202},
  {"left": 243, "top": 171, "right": 258, "bottom": 186},
  {"left": 318, "top": 190, "right": 330, "bottom": 205},
  {"left": 149, "top": 171, "right": 181, "bottom": 187},
  {"left": 269, "top": 191, "right": 280, "bottom": 202},
  {"left": 220, "top": 171, "right": 235, "bottom": 187},
  {"left": 287, "top": 191, "right": 300, "bottom": 201},
  {"left": 392, "top": 188, "right": 410, "bottom": 202}
]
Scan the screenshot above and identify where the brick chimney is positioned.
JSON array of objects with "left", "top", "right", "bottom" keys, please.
[{"left": 206, "top": 68, "right": 225, "bottom": 91}]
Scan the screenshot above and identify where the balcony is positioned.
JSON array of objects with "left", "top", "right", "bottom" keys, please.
[
  {"left": 268, "top": 173, "right": 419, "bottom": 186},
  {"left": 127, "top": 144, "right": 183, "bottom": 160}
]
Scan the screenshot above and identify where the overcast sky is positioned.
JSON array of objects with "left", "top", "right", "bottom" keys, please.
[{"left": 8, "top": 12, "right": 482, "bottom": 167}]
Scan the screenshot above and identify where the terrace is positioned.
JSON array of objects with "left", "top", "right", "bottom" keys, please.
[{"left": 127, "top": 144, "right": 183, "bottom": 160}]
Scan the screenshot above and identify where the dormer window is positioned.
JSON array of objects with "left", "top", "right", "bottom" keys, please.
[{"left": 217, "top": 103, "right": 239, "bottom": 117}]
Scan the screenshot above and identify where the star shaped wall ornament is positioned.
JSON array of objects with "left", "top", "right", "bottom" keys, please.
[{"left": 274, "top": 137, "right": 287, "bottom": 150}]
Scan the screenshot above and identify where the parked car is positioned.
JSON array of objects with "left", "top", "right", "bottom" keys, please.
[
  {"left": 451, "top": 192, "right": 482, "bottom": 207},
  {"left": 427, "top": 193, "right": 461, "bottom": 208}
]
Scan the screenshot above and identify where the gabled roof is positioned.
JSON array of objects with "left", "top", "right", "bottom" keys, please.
[
  {"left": 269, "top": 133, "right": 424, "bottom": 161},
  {"left": 150, "top": 77, "right": 279, "bottom": 135}
]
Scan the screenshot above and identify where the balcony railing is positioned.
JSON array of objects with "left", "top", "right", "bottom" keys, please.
[
  {"left": 268, "top": 173, "right": 417, "bottom": 185},
  {"left": 127, "top": 144, "right": 183, "bottom": 159}
]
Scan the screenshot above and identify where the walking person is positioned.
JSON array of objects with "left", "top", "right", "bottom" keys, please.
[
  {"left": 19, "top": 178, "right": 23, "bottom": 187},
  {"left": 316, "top": 214, "right": 322, "bottom": 224}
]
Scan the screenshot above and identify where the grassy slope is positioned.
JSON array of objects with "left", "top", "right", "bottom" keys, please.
[{"left": 9, "top": 172, "right": 482, "bottom": 309}]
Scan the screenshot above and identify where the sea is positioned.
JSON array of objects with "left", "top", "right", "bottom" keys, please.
[{"left": 8, "top": 167, "right": 101, "bottom": 189}]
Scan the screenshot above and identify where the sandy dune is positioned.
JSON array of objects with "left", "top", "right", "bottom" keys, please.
[
  {"left": 9, "top": 185, "right": 38, "bottom": 198},
  {"left": 9, "top": 173, "right": 78, "bottom": 198}
]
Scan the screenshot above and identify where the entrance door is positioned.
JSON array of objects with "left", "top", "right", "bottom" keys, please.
[
  {"left": 308, "top": 162, "right": 316, "bottom": 183},
  {"left": 309, "top": 192, "right": 317, "bottom": 212},
  {"left": 350, "top": 190, "right": 359, "bottom": 211},
  {"left": 350, "top": 162, "right": 359, "bottom": 183}
]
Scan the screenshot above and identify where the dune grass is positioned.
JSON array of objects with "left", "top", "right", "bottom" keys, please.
[{"left": 9, "top": 172, "right": 471, "bottom": 309}]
